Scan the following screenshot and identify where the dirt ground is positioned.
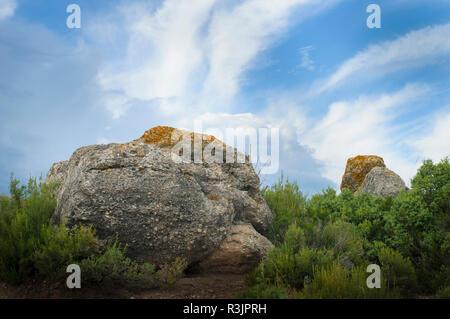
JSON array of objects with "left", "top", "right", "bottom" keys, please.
[{"left": 0, "top": 273, "right": 247, "bottom": 299}]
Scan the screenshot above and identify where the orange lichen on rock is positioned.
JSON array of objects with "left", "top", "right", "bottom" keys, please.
[
  {"left": 138, "top": 126, "right": 230, "bottom": 156},
  {"left": 340, "top": 155, "right": 386, "bottom": 193},
  {"left": 139, "top": 126, "right": 178, "bottom": 147}
]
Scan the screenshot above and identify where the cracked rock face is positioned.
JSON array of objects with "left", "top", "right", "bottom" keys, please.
[{"left": 46, "top": 126, "right": 273, "bottom": 267}]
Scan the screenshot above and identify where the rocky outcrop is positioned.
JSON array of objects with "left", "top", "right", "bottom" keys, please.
[
  {"left": 46, "top": 126, "right": 273, "bottom": 269},
  {"left": 340, "top": 155, "right": 407, "bottom": 197},
  {"left": 197, "top": 223, "right": 273, "bottom": 274},
  {"left": 340, "top": 155, "right": 386, "bottom": 192},
  {"left": 358, "top": 167, "right": 407, "bottom": 198}
]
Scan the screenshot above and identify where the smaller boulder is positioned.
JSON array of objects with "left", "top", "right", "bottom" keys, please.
[
  {"left": 197, "top": 223, "right": 273, "bottom": 274},
  {"left": 359, "top": 167, "right": 407, "bottom": 197},
  {"left": 340, "top": 155, "right": 386, "bottom": 192}
]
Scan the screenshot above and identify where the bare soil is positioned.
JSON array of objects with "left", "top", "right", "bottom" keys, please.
[{"left": 0, "top": 273, "right": 247, "bottom": 299}]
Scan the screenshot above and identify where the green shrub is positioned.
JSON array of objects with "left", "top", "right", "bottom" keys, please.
[
  {"left": 319, "top": 221, "right": 364, "bottom": 267},
  {"left": 79, "top": 240, "right": 158, "bottom": 289},
  {"left": 0, "top": 176, "right": 58, "bottom": 282},
  {"left": 33, "top": 223, "right": 99, "bottom": 280},
  {"left": 384, "top": 190, "right": 433, "bottom": 256},
  {"left": 408, "top": 158, "right": 450, "bottom": 292},
  {"left": 411, "top": 158, "right": 449, "bottom": 223},
  {"left": 246, "top": 243, "right": 334, "bottom": 290},
  {"left": 377, "top": 247, "right": 417, "bottom": 295},
  {"left": 261, "top": 175, "right": 307, "bottom": 245},
  {"left": 295, "top": 262, "right": 397, "bottom": 299},
  {"left": 382, "top": 159, "right": 449, "bottom": 293}
]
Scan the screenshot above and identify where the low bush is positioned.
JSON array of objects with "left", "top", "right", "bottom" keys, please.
[
  {"left": 377, "top": 246, "right": 417, "bottom": 295},
  {"left": 294, "top": 263, "right": 397, "bottom": 299},
  {"left": 0, "top": 176, "right": 66, "bottom": 283},
  {"left": 241, "top": 158, "right": 449, "bottom": 298},
  {"left": 33, "top": 223, "right": 99, "bottom": 280},
  {"left": 261, "top": 176, "right": 307, "bottom": 245},
  {"left": 78, "top": 241, "right": 158, "bottom": 289}
]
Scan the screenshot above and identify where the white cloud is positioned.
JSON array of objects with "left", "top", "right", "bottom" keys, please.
[
  {"left": 300, "top": 84, "right": 430, "bottom": 186},
  {"left": 96, "top": 0, "right": 341, "bottom": 118},
  {"left": 98, "top": 0, "right": 216, "bottom": 103},
  {"left": 201, "top": 0, "right": 318, "bottom": 105},
  {"left": 103, "top": 92, "right": 131, "bottom": 120},
  {"left": 0, "top": 0, "right": 17, "bottom": 21},
  {"left": 411, "top": 109, "right": 450, "bottom": 163},
  {"left": 313, "top": 23, "right": 450, "bottom": 94}
]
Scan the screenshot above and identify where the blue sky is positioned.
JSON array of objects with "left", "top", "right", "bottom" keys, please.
[{"left": 0, "top": 0, "right": 449, "bottom": 194}]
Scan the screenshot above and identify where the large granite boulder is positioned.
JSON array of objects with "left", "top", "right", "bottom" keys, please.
[
  {"left": 340, "top": 155, "right": 386, "bottom": 192},
  {"left": 358, "top": 167, "right": 407, "bottom": 198},
  {"left": 46, "top": 126, "right": 273, "bottom": 268}
]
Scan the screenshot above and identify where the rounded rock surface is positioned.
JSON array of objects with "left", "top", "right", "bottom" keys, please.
[
  {"left": 358, "top": 166, "right": 407, "bottom": 197},
  {"left": 46, "top": 126, "right": 273, "bottom": 266}
]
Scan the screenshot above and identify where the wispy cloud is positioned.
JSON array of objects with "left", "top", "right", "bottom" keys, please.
[
  {"left": 312, "top": 23, "right": 450, "bottom": 95},
  {"left": 98, "top": 0, "right": 216, "bottom": 109},
  {"left": 95, "top": 0, "right": 341, "bottom": 118}
]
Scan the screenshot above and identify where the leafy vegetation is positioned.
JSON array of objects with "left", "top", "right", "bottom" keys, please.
[
  {"left": 243, "top": 158, "right": 450, "bottom": 298},
  {"left": 78, "top": 240, "right": 158, "bottom": 289}
]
